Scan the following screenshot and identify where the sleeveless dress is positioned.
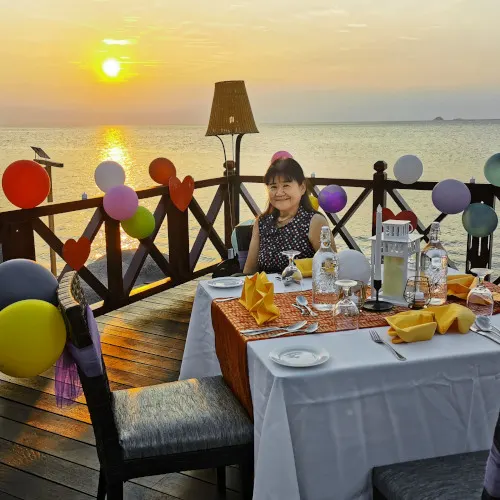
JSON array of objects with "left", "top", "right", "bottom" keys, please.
[{"left": 257, "top": 206, "right": 316, "bottom": 273}]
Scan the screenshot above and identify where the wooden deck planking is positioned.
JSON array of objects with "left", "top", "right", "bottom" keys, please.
[{"left": 0, "top": 276, "right": 244, "bottom": 499}]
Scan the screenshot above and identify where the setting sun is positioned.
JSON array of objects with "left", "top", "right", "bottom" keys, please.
[{"left": 102, "top": 58, "right": 121, "bottom": 78}]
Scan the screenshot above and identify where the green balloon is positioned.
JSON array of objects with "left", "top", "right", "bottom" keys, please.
[
  {"left": 122, "top": 206, "right": 155, "bottom": 239},
  {"left": 484, "top": 153, "right": 500, "bottom": 187},
  {"left": 462, "top": 203, "right": 498, "bottom": 237}
]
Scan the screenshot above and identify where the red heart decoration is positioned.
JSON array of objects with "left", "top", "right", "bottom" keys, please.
[
  {"left": 373, "top": 209, "right": 418, "bottom": 233},
  {"left": 63, "top": 237, "right": 91, "bottom": 271},
  {"left": 169, "top": 175, "right": 194, "bottom": 212}
]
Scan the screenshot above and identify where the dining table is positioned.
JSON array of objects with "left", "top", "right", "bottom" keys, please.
[{"left": 179, "top": 274, "right": 500, "bottom": 500}]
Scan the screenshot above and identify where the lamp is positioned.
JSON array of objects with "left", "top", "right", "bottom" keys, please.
[{"left": 206, "top": 80, "right": 259, "bottom": 225}]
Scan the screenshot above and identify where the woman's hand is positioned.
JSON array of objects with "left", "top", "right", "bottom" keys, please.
[
  {"left": 309, "top": 213, "right": 336, "bottom": 251},
  {"left": 243, "top": 220, "right": 260, "bottom": 274}
]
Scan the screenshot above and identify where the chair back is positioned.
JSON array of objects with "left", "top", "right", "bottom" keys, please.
[
  {"left": 58, "top": 271, "right": 122, "bottom": 464},
  {"left": 231, "top": 220, "right": 254, "bottom": 270}
]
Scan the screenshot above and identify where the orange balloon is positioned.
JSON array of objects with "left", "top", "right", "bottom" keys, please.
[
  {"left": 2, "top": 160, "right": 50, "bottom": 209},
  {"left": 149, "top": 157, "right": 176, "bottom": 185}
]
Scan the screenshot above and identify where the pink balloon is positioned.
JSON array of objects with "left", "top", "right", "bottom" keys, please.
[
  {"left": 103, "top": 185, "right": 139, "bottom": 221},
  {"left": 271, "top": 151, "right": 293, "bottom": 164}
]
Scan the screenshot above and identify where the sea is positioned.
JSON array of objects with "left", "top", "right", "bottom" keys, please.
[{"left": 1, "top": 121, "right": 500, "bottom": 276}]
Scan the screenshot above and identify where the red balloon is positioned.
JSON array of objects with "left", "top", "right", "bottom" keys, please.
[
  {"left": 2, "top": 160, "right": 50, "bottom": 209},
  {"left": 149, "top": 157, "right": 176, "bottom": 185}
]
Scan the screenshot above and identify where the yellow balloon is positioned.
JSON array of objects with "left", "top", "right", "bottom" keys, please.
[
  {"left": 0, "top": 300, "right": 66, "bottom": 378},
  {"left": 309, "top": 194, "right": 319, "bottom": 211}
]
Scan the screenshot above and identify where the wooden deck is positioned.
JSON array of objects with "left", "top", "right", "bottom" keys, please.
[{"left": 0, "top": 277, "right": 245, "bottom": 500}]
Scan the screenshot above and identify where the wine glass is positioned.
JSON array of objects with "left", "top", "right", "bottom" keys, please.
[
  {"left": 333, "top": 279, "right": 360, "bottom": 331},
  {"left": 467, "top": 268, "right": 494, "bottom": 316},
  {"left": 281, "top": 250, "right": 303, "bottom": 288}
]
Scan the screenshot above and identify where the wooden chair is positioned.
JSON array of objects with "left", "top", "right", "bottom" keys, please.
[{"left": 57, "top": 271, "right": 254, "bottom": 500}]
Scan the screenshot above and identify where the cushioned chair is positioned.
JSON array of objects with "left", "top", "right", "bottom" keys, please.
[
  {"left": 372, "top": 450, "right": 488, "bottom": 500},
  {"left": 58, "top": 271, "right": 254, "bottom": 500},
  {"left": 231, "top": 219, "right": 254, "bottom": 271}
]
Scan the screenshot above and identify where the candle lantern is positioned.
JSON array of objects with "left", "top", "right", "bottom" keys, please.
[{"left": 369, "top": 219, "right": 423, "bottom": 306}]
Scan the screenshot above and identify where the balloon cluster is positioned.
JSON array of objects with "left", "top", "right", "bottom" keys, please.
[
  {"left": 95, "top": 160, "right": 155, "bottom": 240},
  {"left": 0, "top": 259, "right": 66, "bottom": 378},
  {"left": 2, "top": 159, "right": 51, "bottom": 209}
]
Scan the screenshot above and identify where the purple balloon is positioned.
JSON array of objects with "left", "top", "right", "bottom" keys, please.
[
  {"left": 271, "top": 151, "right": 293, "bottom": 163},
  {"left": 432, "top": 179, "right": 471, "bottom": 214},
  {"left": 318, "top": 185, "right": 348, "bottom": 213},
  {"left": 103, "top": 185, "right": 139, "bottom": 221}
]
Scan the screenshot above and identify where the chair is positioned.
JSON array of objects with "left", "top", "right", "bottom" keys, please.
[
  {"left": 57, "top": 271, "right": 254, "bottom": 500},
  {"left": 231, "top": 219, "right": 254, "bottom": 271}
]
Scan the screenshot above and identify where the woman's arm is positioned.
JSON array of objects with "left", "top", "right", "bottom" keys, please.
[
  {"left": 243, "top": 220, "right": 260, "bottom": 274},
  {"left": 309, "top": 213, "right": 337, "bottom": 251}
]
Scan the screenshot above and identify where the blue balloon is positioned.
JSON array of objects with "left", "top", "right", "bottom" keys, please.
[
  {"left": 484, "top": 153, "right": 500, "bottom": 187},
  {"left": 318, "top": 185, "right": 348, "bottom": 213},
  {"left": 462, "top": 203, "right": 498, "bottom": 237},
  {"left": 0, "top": 259, "right": 58, "bottom": 311}
]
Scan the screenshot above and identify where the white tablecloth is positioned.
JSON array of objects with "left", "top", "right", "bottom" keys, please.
[{"left": 180, "top": 276, "right": 500, "bottom": 500}]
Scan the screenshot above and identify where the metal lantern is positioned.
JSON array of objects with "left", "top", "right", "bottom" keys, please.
[{"left": 370, "top": 219, "right": 423, "bottom": 306}]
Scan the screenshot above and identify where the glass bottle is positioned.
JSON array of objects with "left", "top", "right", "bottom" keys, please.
[
  {"left": 312, "top": 226, "right": 339, "bottom": 311},
  {"left": 420, "top": 222, "right": 448, "bottom": 305}
]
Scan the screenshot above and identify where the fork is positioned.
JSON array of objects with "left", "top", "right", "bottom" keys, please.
[{"left": 369, "top": 330, "right": 406, "bottom": 361}]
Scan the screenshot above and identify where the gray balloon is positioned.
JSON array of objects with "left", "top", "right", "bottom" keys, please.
[{"left": 0, "top": 259, "right": 58, "bottom": 311}]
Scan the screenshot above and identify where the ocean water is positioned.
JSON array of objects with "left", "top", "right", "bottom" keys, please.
[{"left": 1, "top": 121, "right": 500, "bottom": 276}]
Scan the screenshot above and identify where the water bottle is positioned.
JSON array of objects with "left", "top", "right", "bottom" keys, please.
[
  {"left": 312, "top": 226, "right": 339, "bottom": 311},
  {"left": 421, "top": 222, "right": 448, "bottom": 305}
]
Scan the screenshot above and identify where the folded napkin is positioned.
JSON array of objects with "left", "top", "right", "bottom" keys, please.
[
  {"left": 239, "top": 272, "right": 280, "bottom": 325},
  {"left": 447, "top": 274, "right": 500, "bottom": 302},
  {"left": 386, "top": 304, "right": 475, "bottom": 344},
  {"left": 295, "top": 258, "right": 313, "bottom": 278}
]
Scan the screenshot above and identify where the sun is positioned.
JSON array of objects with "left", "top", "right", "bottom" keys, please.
[{"left": 102, "top": 58, "right": 121, "bottom": 78}]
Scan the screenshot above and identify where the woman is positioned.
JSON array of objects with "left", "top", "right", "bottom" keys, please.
[{"left": 243, "top": 158, "right": 336, "bottom": 275}]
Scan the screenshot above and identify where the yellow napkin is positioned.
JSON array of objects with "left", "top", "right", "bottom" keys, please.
[
  {"left": 386, "top": 304, "right": 475, "bottom": 344},
  {"left": 447, "top": 274, "right": 500, "bottom": 302},
  {"left": 295, "top": 258, "right": 313, "bottom": 278},
  {"left": 239, "top": 272, "right": 280, "bottom": 326}
]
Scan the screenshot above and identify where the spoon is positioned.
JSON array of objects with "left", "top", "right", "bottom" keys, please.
[
  {"left": 470, "top": 325, "right": 500, "bottom": 346},
  {"left": 474, "top": 316, "right": 500, "bottom": 338},
  {"left": 296, "top": 295, "right": 318, "bottom": 316},
  {"left": 270, "top": 322, "right": 319, "bottom": 338},
  {"left": 242, "top": 320, "right": 307, "bottom": 335},
  {"left": 292, "top": 303, "right": 306, "bottom": 315}
]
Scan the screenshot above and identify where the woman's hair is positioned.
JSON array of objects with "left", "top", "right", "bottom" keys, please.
[{"left": 262, "top": 158, "right": 315, "bottom": 217}]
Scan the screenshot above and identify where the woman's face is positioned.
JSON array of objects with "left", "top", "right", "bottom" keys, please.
[{"left": 267, "top": 175, "right": 306, "bottom": 213}]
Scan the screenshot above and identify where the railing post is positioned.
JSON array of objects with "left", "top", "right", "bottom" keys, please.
[
  {"left": 0, "top": 221, "right": 36, "bottom": 261},
  {"left": 224, "top": 161, "right": 235, "bottom": 248},
  {"left": 372, "top": 161, "right": 388, "bottom": 235},
  {"left": 167, "top": 201, "right": 191, "bottom": 283},
  {"left": 104, "top": 216, "right": 124, "bottom": 308},
  {"left": 465, "top": 182, "right": 495, "bottom": 275}
]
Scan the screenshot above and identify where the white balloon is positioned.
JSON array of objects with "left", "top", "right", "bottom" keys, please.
[
  {"left": 94, "top": 161, "right": 126, "bottom": 193},
  {"left": 338, "top": 249, "right": 371, "bottom": 284},
  {"left": 393, "top": 155, "right": 423, "bottom": 185}
]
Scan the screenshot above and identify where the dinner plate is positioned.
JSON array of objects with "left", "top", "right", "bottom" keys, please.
[
  {"left": 207, "top": 277, "right": 244, "bottom": 289},
  {"left": 269, "top": 345, "right": 330, "bottom": 368}
]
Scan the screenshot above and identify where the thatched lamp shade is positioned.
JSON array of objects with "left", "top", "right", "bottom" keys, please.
[{"left": 206, "top": 81, "right": 259, "bottom": 136}]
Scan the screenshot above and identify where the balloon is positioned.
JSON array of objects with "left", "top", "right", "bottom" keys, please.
[
  {"left": 338, "top": 249, "right": 371, "bottom": 284},
  {"left": 103, "top": 185, "right": 139, "bottom": 221},
  {"left": 484, "top": 153, "right": 500, "bottom": 187},
  {"left": 122, "top": 206, "right": 156, "bottom": 239},
  {"left": 432, "top": 179, "right": 471, "bottom": 214},
  {"left": 149, "top": 157, "right": 176, "bottom": 185},
  {"left": 94, "top": 160, "right": 125, "bottom": 193},
  {"left": 462, "top": 203, "right": 498, "bottom": 237},
  {"left": 318, "top": 185, "right": 347, "bottom": 213},
  {"left": 393, "top": 155, "right": 423, "bottom": 184},
  {"left": 0, "top": 259, "right": 58, "bottom": 311},
  {"left": 2, "top": 160, "right": 50, "bottom": 209},
  {"left": 271, "top": 151, "right": 293, "bottom": 163},
  {"left": 0, "top": 300, "right": 66, "bottom": 378},
  {"left": 309, "top": 194, "right": 319, "bottom": 211}
]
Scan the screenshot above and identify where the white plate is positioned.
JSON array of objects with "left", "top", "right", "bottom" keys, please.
[
  {"left": 269, "top": 345, "right": 330, "bottom": 368},
  {"left": 207, "top": 277, "right": 244, "bottom": 289}
]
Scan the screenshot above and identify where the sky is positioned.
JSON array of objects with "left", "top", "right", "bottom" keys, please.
[{"left": 1, "top": 0, "right": 500, "bottom": 125}]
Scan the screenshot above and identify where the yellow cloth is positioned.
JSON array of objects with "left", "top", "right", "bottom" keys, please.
[
  {"left": 239, "top": 272, "right": 280, "bottom": 326},
  {"left": 295, "top": 258, "right": 313, "bottom": 278},
  {"left": 386, "top": 304, "right": 475, "bottom": 344},
  {"left": 447, "top": 274, "right": 500, "bottom": 302}
]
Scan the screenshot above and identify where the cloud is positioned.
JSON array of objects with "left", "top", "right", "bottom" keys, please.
[
  {"left": 347, "top": 23, "right": 367, "bottom": 28},
  {"left": 295, "top": 8, "right": 348, "bottom": 20}
]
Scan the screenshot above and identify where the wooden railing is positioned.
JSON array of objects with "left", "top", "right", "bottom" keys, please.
[{"left": 1, "top": 160, "right": 499, "bottom": 316}]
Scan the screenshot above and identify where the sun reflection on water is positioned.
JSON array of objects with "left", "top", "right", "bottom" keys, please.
[{"left": 98, "top": 127, "right": 134, "bottom": 185}]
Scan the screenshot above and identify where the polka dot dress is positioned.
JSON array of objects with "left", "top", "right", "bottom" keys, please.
[{"left": 257, "top": 206, "right": 316, "bottom": 273}]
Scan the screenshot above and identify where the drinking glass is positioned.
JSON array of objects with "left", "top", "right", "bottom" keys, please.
[
  {"left": 281, "top": 250, "right": 303, "bottom": 289},
  {"left": 339, "top": 280, "right": 366, "bottom": 309},
  {"left": 333, "top": 279, "right": 360, "bottom": 331},
  {"left": 467, "top": 268, "right": 494, "bottom": 316},
  {"left": 404, "top": 276, "right": 431, "bottom": 309}
]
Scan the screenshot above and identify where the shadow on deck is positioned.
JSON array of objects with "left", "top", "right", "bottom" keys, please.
[{"left": 0, "top": 277, "right": 245, "bottom": 500}]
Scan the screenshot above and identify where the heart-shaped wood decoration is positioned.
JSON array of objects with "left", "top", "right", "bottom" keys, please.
[
  {"left": 169, "top": 175, "right": 194, "bottom": 212},
  {"left": 63, "top": 237, "right": 91, "bottom": 271},
  {"left": 373, "top": 209, "right": 418, "bottom": 232}
]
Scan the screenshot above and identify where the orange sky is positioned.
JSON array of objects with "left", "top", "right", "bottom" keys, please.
[{"left": 1, "top": 0, "right": 499, "bottom": 125}]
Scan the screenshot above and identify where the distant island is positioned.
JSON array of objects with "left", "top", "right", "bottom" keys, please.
[{"left": 433, "top": 116, "right": 444, "bottom": 121}]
